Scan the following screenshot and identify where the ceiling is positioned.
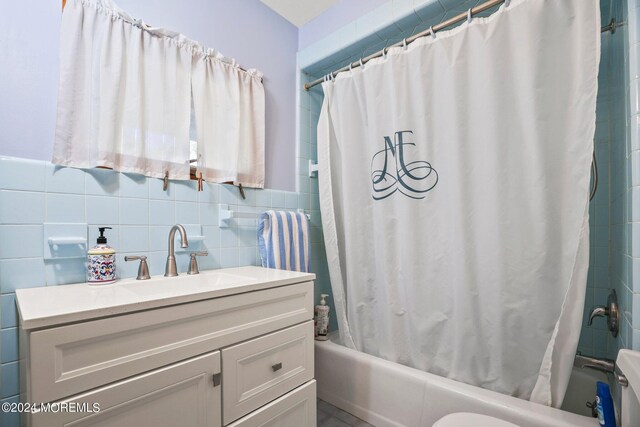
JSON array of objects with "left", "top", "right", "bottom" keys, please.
[{"left": 260, "top": 0, "right": 340, "bottom": 27}]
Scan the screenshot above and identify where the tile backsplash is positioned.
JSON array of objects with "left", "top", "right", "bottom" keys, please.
[{"left": 0, "top": 155, "right": 329, "bottom": 410}]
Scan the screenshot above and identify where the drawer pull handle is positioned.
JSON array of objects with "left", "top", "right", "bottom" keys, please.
[{"left": 272, "top": 362, "right": 282, "bottom": 372}]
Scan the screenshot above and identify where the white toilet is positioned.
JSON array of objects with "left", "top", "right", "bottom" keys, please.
[
  {"left": 433, "top": 349, "right": 640, "bottom": 427},
  {"left": 432, "top": 412, "right": 519, "bottom": 427}
]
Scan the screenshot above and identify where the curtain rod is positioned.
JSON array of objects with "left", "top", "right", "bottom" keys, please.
[{"left": 304, "top": 0, "right": 618, "bottom": 91}]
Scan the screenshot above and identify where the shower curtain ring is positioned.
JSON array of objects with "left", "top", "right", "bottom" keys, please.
[
  {"left": 359, "top": 58, "right": 365, "bottom": 69},
  {"left": 430, "top": 26, "right": 436, "bottom": 39},
  {"left": 504, "top": 0, "right": 511, "bottom": 6},
  {"left": 349, "top": 62, "right": 354, "bottom": 72},
  {"left": 402, "top": 38, "right": 408, "bottom": 50},
  {"left": 382, "top": 47, "right": 388, "bottom": 60},
  {"left": 467, "top": 9, "right": 473, "bottom": 24}
]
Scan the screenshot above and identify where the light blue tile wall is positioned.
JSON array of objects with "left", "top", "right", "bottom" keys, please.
[
  {"left": 299, "top": 0, "right": 625, "bottom": 357},
  {"left": 578, "top": 0, "right": 629, "bottom": 359},
  {"left": 0, "top": 153, "right": 326, "bottom": 425},
  {"left": 607, "top": 0, "right": 631, "bottom": 356},
  {"left": 298, "top": 76, "right": 333, "bottom": 334},
  {"left": 299, "top": 0, "right": 504, "bottom": 76}
]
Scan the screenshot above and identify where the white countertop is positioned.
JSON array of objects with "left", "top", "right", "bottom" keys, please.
[{"left": 15, "top": 266, "right": 315, "bottom": 330}]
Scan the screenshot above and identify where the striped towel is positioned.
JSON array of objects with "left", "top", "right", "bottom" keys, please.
[{"left": 258, "top": 210, "right": 310, "bottom": 272}]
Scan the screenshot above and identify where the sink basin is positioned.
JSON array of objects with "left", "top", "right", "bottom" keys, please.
[{"left": 124, "top": 271, "right": 251, "bottom": 297}]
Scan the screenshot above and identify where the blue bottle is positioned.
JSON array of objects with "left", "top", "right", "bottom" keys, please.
[{"left": 596, "top": 381, "right": 615, "bottom": 427}]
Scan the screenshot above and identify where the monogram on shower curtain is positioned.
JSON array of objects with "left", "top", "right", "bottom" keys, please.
[{"left": 318, "top": 0, "right": 599, "bottom": 406}]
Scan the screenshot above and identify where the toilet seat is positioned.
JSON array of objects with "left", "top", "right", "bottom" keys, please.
[{"left": 433, "top": 412, "right": 521, "bottom": 427}]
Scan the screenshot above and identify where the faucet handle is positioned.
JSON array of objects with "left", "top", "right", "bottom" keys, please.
[
  {"left": 588, "top": 306, "right": 607, "bottom": 325},
  {"left": 125, "top": 255, "right": 151, "bottom": 280},
  {"left": 587, "top": 289, "right": 619, "bottom": 337},
  {"left": 188, "top": 252, "right": 208, "bottom": 275}
]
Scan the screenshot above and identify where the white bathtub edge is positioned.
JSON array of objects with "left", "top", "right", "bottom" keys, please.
[{"left": 315, "top": 338, "right": 599, "bottom": 427}]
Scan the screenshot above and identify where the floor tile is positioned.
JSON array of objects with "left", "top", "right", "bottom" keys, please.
[
  {"left": 317, "top": 409, "right": 332, "bottom": 424},
  {"left": 318, "top": 399, "right": 339, "bottom": 416},
  {"left": 317, "top": 399, "right": 374, "bottom": 427},
  {"left": 334, "top": 408, "right": 361, "bottom": 425},
  {"left": 319, "top": 417, "right": 351, "bottom": 427}
]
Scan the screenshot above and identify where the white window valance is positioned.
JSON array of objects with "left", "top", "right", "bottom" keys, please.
[
  {"left": 53, "top": 0, "right": 265, "bottom": 187},
  {"left": 192, "top": 51, "right": 265, "bottom": 188}
]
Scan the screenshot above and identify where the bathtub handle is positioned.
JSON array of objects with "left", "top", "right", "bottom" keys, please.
[
  {"left": 587, "top": 289, "right": 619, "bottom": 337},
  {"left": 588, "top": 306, "right": 607, "bottom": 325},
  {"left": 272, "top": 362, "right": 282, "bottom": 372}
]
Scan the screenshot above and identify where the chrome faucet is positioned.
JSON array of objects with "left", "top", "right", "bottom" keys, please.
[
  {"left": 575, "top": 353, "right": 629, "bottom": 387},
  {"left": 574, "top": 354, "right": 615, "bottom": 374},
  {"left": 165, "top": 224, "right": 189, "bottom": 277}
]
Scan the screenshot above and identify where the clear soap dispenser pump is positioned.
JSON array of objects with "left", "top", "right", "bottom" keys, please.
[{"left": 88, "top": 227, "right": 116, "bottom": 284}]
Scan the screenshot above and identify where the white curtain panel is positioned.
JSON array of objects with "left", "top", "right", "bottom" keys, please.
[
  {"left": 53, "top": 0, "right": 193, "bottom": 179},
  {"left": 54, "top": 0, "right": 265, "bottom": 186},
  {"left": 192, "top": 52, "right": 265, "bottom": 188},
  {"left": 318, "top": 0, "right": 599, "bottom": 406}
]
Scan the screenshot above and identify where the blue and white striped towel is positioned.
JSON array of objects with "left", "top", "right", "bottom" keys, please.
[{"left": 258, "top": 210, "right": 310, "bottom": 272}]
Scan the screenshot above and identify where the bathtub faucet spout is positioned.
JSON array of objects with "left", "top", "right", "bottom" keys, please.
[{"left": 574, "top": 353, "right": 615, "bottom": 374}]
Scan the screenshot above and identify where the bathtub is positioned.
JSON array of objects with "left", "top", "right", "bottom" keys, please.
[{"left": 315, "top": 333, "right": 603, "bottom": 427}]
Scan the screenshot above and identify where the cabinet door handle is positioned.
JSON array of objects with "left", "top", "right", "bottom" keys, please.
[
  {"left": 212, "top": 373, "right": 221, "bottom": 386},
  {"left": 272, "top": 362, "right": 282, "bottom": 372}
]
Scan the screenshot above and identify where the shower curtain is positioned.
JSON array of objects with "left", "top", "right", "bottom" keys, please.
[{"left": 318, "top": 0, "right": 599, "bottom": 407}]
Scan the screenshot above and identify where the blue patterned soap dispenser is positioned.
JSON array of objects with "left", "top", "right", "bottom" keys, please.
[{"left": 87, "top": 227, "right": 116, "bottom": 284}]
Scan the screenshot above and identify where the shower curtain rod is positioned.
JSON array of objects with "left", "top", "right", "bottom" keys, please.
[{"left": 304, "top": 0, "right": 618, "bottom": 90}]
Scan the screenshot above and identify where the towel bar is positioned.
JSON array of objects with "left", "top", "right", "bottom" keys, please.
[{"left": 218, "top": 205, "right": 310, "bottom": 228}]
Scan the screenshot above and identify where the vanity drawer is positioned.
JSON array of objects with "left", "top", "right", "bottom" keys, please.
[
  {"left": 222, "top": 321, "right": 314, "bottom": 424},
  {"left": 27, "top": 282, "right": 313, "bottom": 404},
  {"left": 227, "top": 380, "right": 316, "bottom": 427}
]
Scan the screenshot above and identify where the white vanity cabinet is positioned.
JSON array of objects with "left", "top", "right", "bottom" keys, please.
[
  {"left": 32, "top": 351, "right": 222, "bottom": 427},
  {"left": 16, "top": 266, "right": 317, "bottom": 427}
]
